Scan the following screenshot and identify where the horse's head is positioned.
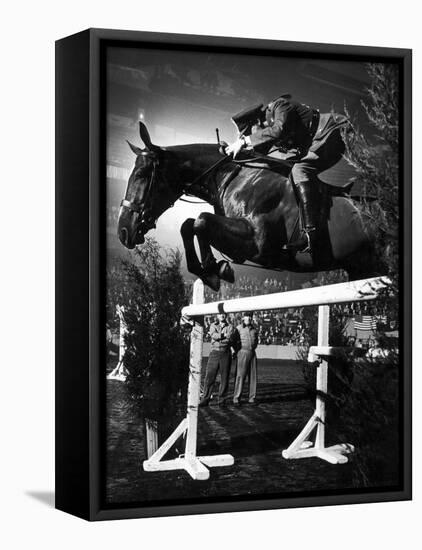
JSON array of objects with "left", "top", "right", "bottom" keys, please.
[{"left": 118, "top": 123, "right": 178, "bottom": 249}]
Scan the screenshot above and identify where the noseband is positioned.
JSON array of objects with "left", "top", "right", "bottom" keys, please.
[{"left": 120, "top": 198, "right": 142, "bottom": 213}]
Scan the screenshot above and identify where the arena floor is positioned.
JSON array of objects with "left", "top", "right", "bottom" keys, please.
[{"left": 104, "top": 358, "right": 363, "bottom": 507}]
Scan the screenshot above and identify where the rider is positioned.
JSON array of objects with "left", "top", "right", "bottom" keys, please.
[{"left": 225, "top": 94, "right": 349, "bottom": 254}]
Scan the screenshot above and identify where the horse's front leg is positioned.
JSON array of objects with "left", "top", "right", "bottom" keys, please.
[
  {"left": 193, "top": 212, "right": 258, "bottom": 286},
  {"left": 196, "top": 229, "right": 235, "bottom": 285},
  {"left": 180, "top": 218, "right": 221, "bottom": 291}
]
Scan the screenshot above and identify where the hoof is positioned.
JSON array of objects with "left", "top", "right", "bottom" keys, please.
[
  {"left": 202, "top": 272, "right": 221, "bottom": 292},
  {"left": 217, "top": 260, "right": 235, "bottom": 283}
]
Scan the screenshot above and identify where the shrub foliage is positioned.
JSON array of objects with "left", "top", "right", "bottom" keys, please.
[{"left": 120, "top": 239, "right": 190, "bottom": 421}]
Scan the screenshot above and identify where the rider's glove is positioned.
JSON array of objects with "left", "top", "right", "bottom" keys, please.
[{"left": 225, "top": 136, "right": 247, "bottom": 158}]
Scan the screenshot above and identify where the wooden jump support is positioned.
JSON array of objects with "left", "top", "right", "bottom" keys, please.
[
  {"left": 143, "top": 280, "right": 234, "bottom": 480},
  {"left": 143, "top": 276, "right": 390, "bottom": 479},
  {"left": 107, "top": 305, "right": 129, "bottom": 382},
  {"left": 281, "top": 305, "right": 354, "bottom": 464}
]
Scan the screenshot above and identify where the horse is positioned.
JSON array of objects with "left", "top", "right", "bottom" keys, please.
[{"left": 117, "top": 122, "right": 381, "bottom": 291}]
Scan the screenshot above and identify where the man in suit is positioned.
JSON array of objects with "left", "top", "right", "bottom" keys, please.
[{"left": 226, "top": 94, "right": 349, "bottom": 254}]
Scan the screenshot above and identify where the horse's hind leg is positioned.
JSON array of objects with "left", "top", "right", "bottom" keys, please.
[{"left": 342, "top": 241, "right": 386, "bottom": 281}]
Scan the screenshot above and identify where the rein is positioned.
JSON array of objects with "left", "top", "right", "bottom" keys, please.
[
  {"left": 178, "top": 155, "right": 232, "bottom": 205},
  {"left": 121, "top": 150, "right": 292, "bottom": 217},
  {"left": 121, "top": 154, "right": 231, "bottom": 212},
  {"left": 179, "top": 197, "right": 209, "bottom": 204},
  {"left": 183, "top": 155, "right": 231, "bottom": 193}
]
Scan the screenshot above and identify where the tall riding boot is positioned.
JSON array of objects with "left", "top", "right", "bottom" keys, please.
[{"left": 286, "top": 181, "right": 318, "bottom": 253}]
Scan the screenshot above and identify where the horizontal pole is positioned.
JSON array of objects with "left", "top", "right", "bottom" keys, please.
[{"left": 182, "top": 276, "right": 390, "bottom": 318}]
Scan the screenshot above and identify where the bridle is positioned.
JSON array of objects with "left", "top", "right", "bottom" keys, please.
[
  {"left": 121, "top": 149, "right": 293, "bottom": 220},
  {"left": 121, "top": 152, "right": 231, "bottom": 216},
  {"left": 120, "top": 154, "right": 158, "bottom": 226}
]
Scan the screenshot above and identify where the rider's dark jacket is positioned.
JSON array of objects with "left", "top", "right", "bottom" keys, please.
[{"left": 249, "top": 95, "right": 348, "bottom": 157}]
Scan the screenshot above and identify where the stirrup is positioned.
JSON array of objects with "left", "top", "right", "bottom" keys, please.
[
  {"left": 301, "top": 232, "right": 312, "bottom": 253},
  {"left": 285, "top": 228, "right": 315, "bottom": 254}
]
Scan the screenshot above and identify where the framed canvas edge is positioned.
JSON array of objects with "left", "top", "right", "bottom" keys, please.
[
  {"left": 83, "top": 28, "right": 412, "bottom": 521},
  {"left": 401, "top": 47, "right": 412, "bottom": 504},
  {"left": 91, "top": 489, "right": 411, "bottom": 522},
  {"left": 55, "top": 29, "right": 92, "bottom": 521},
  {"left": 88, "top": 26, "right": 412, "bottom": 59}
]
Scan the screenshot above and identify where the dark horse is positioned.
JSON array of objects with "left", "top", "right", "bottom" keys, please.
[{"left": 118, "top": 123, "right": 380, "bottom": 291}]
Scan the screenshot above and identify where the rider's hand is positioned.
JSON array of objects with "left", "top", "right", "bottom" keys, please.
[{"left": 225, "top": 137, "right": 246, "bottom": 159}]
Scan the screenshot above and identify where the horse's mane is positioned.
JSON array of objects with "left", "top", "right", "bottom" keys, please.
[{"left": 165, "top": 143, "right": 221, "bottom": 159}]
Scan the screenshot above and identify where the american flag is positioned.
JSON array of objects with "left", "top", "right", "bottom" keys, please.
[{"left": 354, "top": 315, "right": 378, "bottom": 332}]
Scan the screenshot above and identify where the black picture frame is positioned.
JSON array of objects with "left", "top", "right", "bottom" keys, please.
[{"left": 55, "top": 28, "right": 412, "bottom": 521}]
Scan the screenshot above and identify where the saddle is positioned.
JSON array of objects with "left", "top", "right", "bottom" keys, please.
[
  {"left": 231, "top": 151, "right": 355, "bottom": 197},
  {"left": 219, "top": 144, "right": 373, "bottom": 201}
]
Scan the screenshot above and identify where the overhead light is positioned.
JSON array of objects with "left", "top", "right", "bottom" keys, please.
[{"left": 138, "top": 108, "right": 146, "bottom": 121}]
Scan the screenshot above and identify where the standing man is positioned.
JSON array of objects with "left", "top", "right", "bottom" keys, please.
[
  {"left": 233, "top": 313, "right": 258, "bottom": 406},
  {"left": 200, "top": 312, "right": 235, "bottom": 407}
]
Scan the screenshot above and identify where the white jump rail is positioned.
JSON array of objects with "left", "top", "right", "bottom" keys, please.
[
  {"left": 181, "top": 277, "right": 389, "bottom": 318},
  {"left": 143, "top": 276, "right": 390, "bottom": 479}
]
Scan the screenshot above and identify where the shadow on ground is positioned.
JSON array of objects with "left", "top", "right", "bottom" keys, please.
[{"left": 26, "top": 491, "right": 55, "bottom": 508}]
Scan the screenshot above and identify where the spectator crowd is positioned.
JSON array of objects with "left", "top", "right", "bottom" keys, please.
[
  {"left": 107, "top": 267, "right": 394, "bottom": 349},
  {"left": 185, "top": 273, "right": 393, "bottom": 347}
]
